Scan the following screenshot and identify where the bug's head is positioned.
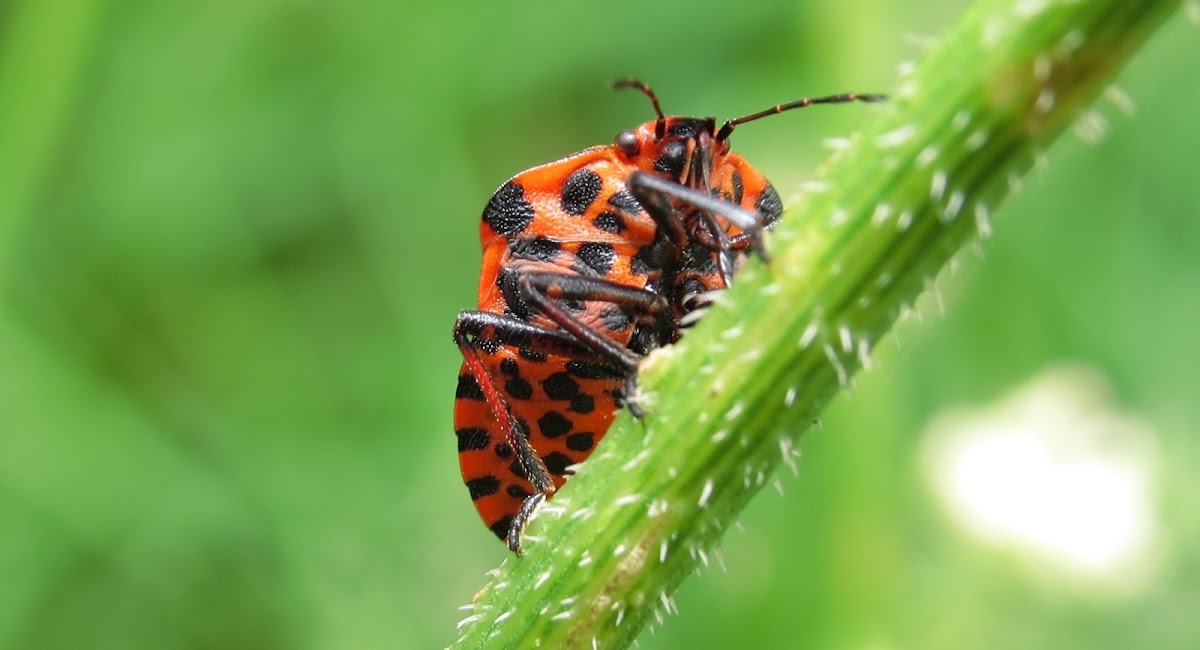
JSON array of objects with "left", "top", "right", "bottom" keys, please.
[
  {"left": 612, "top": 116, "right": 725, "bottom": 188},
  {"left": 610, "top": 79, "right": 727, "bottom": 189},
  {"left": 610, "top": 77, "right": 886, "bottom": 188}
]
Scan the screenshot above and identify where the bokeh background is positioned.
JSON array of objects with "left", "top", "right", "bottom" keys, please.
[{"left": 2, "top": 1, "right": 1198, "bottom": 648}]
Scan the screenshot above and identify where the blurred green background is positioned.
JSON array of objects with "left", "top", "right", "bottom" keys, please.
[{"left": 2, "top": 1, "right": 1198, "bottom": 648}]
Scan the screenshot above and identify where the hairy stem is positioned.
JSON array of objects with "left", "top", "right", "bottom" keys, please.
[{"left": 452, "top": 0, "right": 1183, "bottom": 647}]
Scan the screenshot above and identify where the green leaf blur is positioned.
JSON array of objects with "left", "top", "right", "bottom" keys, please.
[{"left": 1, "top": 1, "right": 1196, "bottom": 649}]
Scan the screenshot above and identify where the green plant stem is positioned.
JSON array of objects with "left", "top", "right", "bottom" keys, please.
[{"left": 452, "top": 0, "right": 1182, "bottom": 647}]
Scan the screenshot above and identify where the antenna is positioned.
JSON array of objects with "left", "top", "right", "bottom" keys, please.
[
  {"left": 716, "top": 92, "right": 886, "bottom": 141},
  {"left": 611, "top": 77, "right": 666, "bottom": 121}
]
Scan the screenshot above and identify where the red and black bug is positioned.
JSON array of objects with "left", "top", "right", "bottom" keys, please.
[{"left": 453, "top": 79, "right": 883, "bottom": 553}]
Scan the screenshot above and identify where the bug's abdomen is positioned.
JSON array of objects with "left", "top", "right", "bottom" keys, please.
[{"left": 454, "top": 347, "right": 625, "bottom": 539}]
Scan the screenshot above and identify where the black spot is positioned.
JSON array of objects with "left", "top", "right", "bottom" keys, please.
[
  {"left": 566, "top": 432, "right": 595, "bottom": 452},
  {"left": 593, "top": 211, "right": 626, "bottom": 234},
  {"left": 497, "top": 268, "right": 531, "bottom": 320},
  {"left": 608, "top": 191, "right": 642, "bottom": 214},
  {"left": 631, "top": 254, "right": 650, "bottom": 276},
  {"left": 600, "top": 306, "right": 631, "bottom": 332},
  {"left": 489, "top": 516, "right": 514, "bottom": 541},
  {"left": 456, "top": 427, "right": 491, "bottom": 451},
  {"left": 566, "top": 360, "right": 624, "bottom": 379},
  {"left": 456, "top": 374, "right": 484, "bottom": 401},
  {"left": 667, "top": 118, "right": 705, "bottom": 138},
  {"left": 507, "top": 484, "right": 532, "bottom": 499},
  {"left": 570, "top": 393, "right": 595, "bottom": 414},
  {"left": 731, "top": 169, "right": 745, "bottom": 204},
  {"left": 467, "top": 476, "right": 500, "bottom": 500},
  {"left": 518, "top": 347, "right": 547, "bottom": 362},
  {"left": 654, "top": 141, "right": 687, "bottom": 176},
  {"left": 542, "top": 372, "right": 580, "bottom": 400},
  {"left": 505, "top": 377, "right": 533, "bottom": 400},
  {"left": 509, "top": 237, "right": 561, "bottom": 263},
  {"left": 494, "top": 441, "right": 513, "bottom": 458},
  {"left": 537, "top": 411, "right": 573, "bottom": 438},
  {"left": 561, "top": 168, "right": 603, "bottom": 215},
  {"left": 500, "top": 358, "right": 520, "bottom": 376},
  {"left": 755, "top": 183, "right": 783, "bottom": 221},
  {"left": 631, "top": 242, "right": 666, "bottom": 275},
  {"left": 542, "top": 452, "right": 575, "bottom": 475},
  {"left": 482, "top": 181, "right": 535, "bottom": 235},
  {"left": 576, "top": 243, "right": 615, "bottom": 275},
  {"left": 508, "top": 460, "right": 529, "bottom": 480}
]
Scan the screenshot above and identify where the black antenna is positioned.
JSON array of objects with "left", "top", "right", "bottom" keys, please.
[
  {"left": 614, "top": 79, "right": 672, "bottom": 137},
  {"left": 716, "top": 92, "right": 886, "bottom": 141},
  {"left": 610, "top": 77, "right": 666, "bottom": 121}
]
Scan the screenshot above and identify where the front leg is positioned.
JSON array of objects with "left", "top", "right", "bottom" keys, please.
[{"left": 628, "top": 171, "right": 770, "bottom": 286}]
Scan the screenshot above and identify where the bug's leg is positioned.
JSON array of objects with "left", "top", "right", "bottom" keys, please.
[
  {"left": 516, "top": 273, "right": 667, "bottom": 371},
  {"left": 629, "top": 170, "right": 769, "bottom": 267},
  {"left": 454, "top": 309, "right": 617, "bottom": 361},
  {"left": 515, "top": 271, "right": 670, "bottom": 419},
  {"left": 506, "top": 491, "right": 546, "bottom": 554},
  {"left": 455, "top": 311, "right": 619, "bottom": 554},
  {"left": 453, "top": 315, "right": 558, "bottom": 494},
  {"left": 627, "top": 172, "right": 690, "bottom": 251},
  {"left": 700, "top": 211, "right": 739, "bottom": 287}
]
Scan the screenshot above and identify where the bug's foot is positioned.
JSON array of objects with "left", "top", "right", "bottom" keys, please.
[{"left": 507, "top": 492, "right": 548, "bottom": 555}]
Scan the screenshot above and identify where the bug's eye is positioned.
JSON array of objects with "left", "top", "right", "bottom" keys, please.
[{"left": 614, "top": 130, "right": 639, "bottom": 157}]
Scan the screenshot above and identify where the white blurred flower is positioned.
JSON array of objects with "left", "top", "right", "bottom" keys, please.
[{"left": 921, "top": 364, "right": 1161, "bottom": 594}]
